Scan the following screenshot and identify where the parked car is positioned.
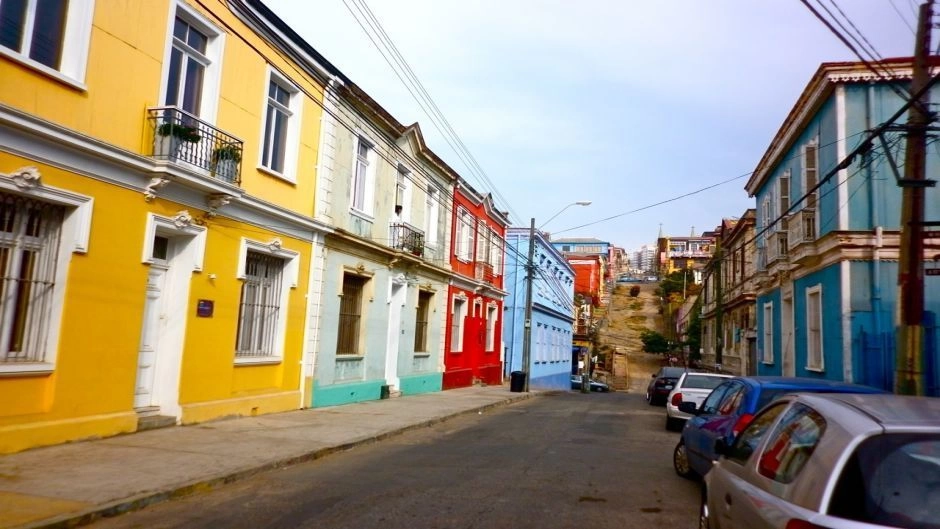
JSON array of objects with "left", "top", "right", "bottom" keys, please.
[
  {"left": 701, "top": 393, "right": 940, "bottom": 529},
  {"left": 673, "top": 376, "right": 885, "bottom": 480},
  {"left": 570, "top": 375, "right": 610, "bottom": 392},
  {"left": 665, "top": 372, "right": 733, "bottom": 431},
  {"left": 646, "top": 366, "right": 690, "bottom": 405}
]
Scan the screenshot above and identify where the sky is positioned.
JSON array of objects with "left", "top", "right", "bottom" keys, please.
[{"left": 263, "top": 0, "right": 918, "bottom": 252}]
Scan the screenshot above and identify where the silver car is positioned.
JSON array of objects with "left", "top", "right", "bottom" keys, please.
[{"left": 701, "top": 392, "right": 940, "bottom": 529}]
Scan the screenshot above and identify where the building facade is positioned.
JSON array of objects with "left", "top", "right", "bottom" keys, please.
[
  {"left": 747, "top": 59, "right": 940, "bottom": 393},
  {"left": 700, "top": 210, "right": 758, "bottom": 375},
  {"left": 443, "top": 181, "right": 509, "bottom": 389},
  {"left": 0, "top": 0, "right": 335, "bottom": 453},
  {"left": 657, "top": 231, "right": 716, "bottom": 282},
  {"left": 505, "top": 229, "right": 576, "bottom": 390}
]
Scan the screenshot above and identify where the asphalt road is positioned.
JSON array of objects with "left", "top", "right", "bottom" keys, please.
[{"left": 92, "top": 391, "right": 701, "bottom": 529}]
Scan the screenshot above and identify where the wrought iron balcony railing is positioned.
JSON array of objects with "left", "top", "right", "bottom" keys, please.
[
  {"left": 389, "top": 223, "right": 425, "bottom": 257},
  {"left": 147, "top": 106, "right": 243, "bottom": 185}
]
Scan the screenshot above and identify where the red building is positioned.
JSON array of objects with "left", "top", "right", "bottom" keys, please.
[
  {"left": 566, "top": 255, "right": 604, "bottom": 306},
  {"left": 443, "top": 181, "right": 509, "bottom": 389}
]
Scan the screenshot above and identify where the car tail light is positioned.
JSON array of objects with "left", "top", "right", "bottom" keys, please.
[
  {"left": 785, "top": 520, "right": 832, "bottom": 529},
  {"left": 732, "top": 413, "right": 754, "bottom": 436},
  {"left": 671, "top": 393, "right": 683, "bottom": 407}
]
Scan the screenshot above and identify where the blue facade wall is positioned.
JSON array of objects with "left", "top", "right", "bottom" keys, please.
[
  {"left": 756, "top": 289, "right": 781, "bottom": 376},
  {"left": 792, "top": 264, "right": 842, "bottom": 380}
]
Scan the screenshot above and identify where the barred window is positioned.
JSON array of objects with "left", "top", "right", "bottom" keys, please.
[
  {"left": 414, "top": 290, "right": 431, "bottom": 353},
  {"left": 235, "top": 251, "right": 284, "bottom": 358},
  {"left": 337, "top": 274, "right": 365, "bottom": 355},
  {"left": 0, "top": 193, "right": 64, "bottom": 363}
]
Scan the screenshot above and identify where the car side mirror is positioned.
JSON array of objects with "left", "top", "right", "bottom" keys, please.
[{"left": 678, "top": 401, "right": 698, "bottom": 415}]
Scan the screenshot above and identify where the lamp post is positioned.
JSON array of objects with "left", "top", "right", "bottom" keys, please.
[{"left": 521, "top": 201, "right": 591, "bottom": 392}]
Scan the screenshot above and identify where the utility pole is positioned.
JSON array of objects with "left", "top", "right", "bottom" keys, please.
[
  {"left": 897, "top": 0, "right": 933, "bottom": 396},
  {"left": 521, "top": 218, "right": 536, "bottom": 392}
]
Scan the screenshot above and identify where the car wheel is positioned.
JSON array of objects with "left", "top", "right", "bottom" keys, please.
[
  {"left": 673, "top": 440, "right": 697, "bottom": 480},
  {"left": 665, "top": 416, "right": 682, "bottom": 431},
  {"left": 699, "top": 488, "right": 711, "bottom": 529}
]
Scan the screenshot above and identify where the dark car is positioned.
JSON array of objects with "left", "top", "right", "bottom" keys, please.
[
  {"left": 646, "top": 366, "right": 689, "bottom": 405},
  {"left": 672, "top": 376, "right": 885, "bottom": 480},
  {"left": 571, "top": 375, "right": 610, "bottom": 392}
]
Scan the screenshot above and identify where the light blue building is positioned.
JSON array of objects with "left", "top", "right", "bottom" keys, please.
[
  {"left": 504, "top": 228, "right": 576, "bottom": 391},
  {"left": 746, "top": 59, "right": 940, "bottom": 394}
]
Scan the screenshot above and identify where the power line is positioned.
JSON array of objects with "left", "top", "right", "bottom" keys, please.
[{"left": 889, "top": 0, "right": 917, "bottom": 33}]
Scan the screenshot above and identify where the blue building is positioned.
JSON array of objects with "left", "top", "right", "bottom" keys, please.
[
  {"left": 746, "top": 59, "right": 940, "bottom": 394},
  {"left": 504, "top": 228, "right": 576, "bottom": 391}
]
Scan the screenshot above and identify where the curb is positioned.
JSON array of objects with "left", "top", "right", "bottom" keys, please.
[{"left": 20, "top": 392, "right": 537, "bottom": 529}]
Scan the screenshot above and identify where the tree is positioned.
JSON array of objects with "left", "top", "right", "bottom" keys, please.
[
  {"left": 629, "top": 285, "right": 640, "bottom": 297},
  {"left": 684, "top": 297, "right": 702, "bottom": 361},
  {"left": 640, "top": 330, "right": 669, "bottom": 354}
]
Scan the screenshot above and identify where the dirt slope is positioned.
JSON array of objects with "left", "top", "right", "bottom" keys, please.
[{"left": 595, "top": 283, "right": 667, "bottom": 392}]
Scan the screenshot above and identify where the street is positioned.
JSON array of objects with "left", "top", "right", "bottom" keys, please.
[{"left": 91, "top": 391, "right": 701, "bottom": 529}]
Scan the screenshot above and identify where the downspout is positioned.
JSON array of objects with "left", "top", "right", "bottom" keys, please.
[{"left": 867, "top": 83, "right": 886, "bottom": 381}]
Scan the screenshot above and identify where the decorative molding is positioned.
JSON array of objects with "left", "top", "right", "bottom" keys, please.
[
  {"left": 2, "top": 166, "right": 41, "bottom": 190},
  {"left": 206, "top": 193, "right": 233, "bottom": 217},
  {"left": 267, "top": 237, "right": 283, "bottom": 253},
  {"left": 172, "top": 210, "right": 194, "bottom": 229},
  {"left": 144, "top": 176, "right": 170, "bottom": 201}
]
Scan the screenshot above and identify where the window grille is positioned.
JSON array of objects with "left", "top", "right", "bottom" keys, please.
[
  {"left": 235, "top": 251, "right": 284, "bottom": 357},
  {"left": 0, "top": 193, "right": 64, "bottom": 363},
  {"left": 337, "top": 274, "right": 365, "bottom": 354}
]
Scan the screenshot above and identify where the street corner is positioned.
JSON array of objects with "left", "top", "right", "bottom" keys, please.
[{"left": 0, "top": 490, "right": 91, "bottom": 529}]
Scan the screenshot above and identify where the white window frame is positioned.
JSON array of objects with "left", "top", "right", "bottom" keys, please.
[
  {"left": 394, "top": 164, "right": 412, "bottom": 222},
  {"left": 489, "top": 229, "right": 504, "bottom": 273},
  {"left": 350, "top": 135, "right": 377, "bottom": 216},
  {"left": 779, "top": 170, "right": 790, "bottom": 216},
  {"left": 762, "top": 301, "right": 774, "bottom": 364},
  {"left": 802, "top": 139, "right": 819, "bottom": 210},
  {"left": 234, "top": 237, "right": 299, "bottom": 364},
  {"left": 141, "top": 212, "right": 206, "bottom": 272},
  {"left": 805, "top": 285, "right": 824, "bottom": 371},
  {"left": 485, "top": 303, "right": 497, "bottom": 352},
  {"left": 456, "top": 207, "right": 473, "bottom": 261},
  {"left": 258, "top": 68, "right": 302, "bottom": 182},
  {"left": 425, "top": 185, "right": 439, "bottom": 248},
  {"left": 159, "top": 2, "right": 224, "bottom": 123},
  {"left": 451, "top": 295, "right": 467, "bottom": 352},
  {"left": 0, "top": 170, "right": 92, "bottom": 375},
  {"left": 0, "top": 0, "right": 95, "bottom": 89}
]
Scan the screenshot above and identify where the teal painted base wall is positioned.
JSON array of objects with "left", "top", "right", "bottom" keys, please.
[
  {"left": 312, "top": 380, "right": 385, "bottom": 408},
  {"left": 399, "top": 373, "right": 442, "bottom": 396}
]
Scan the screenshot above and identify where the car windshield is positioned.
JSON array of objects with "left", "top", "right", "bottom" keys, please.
[
  {"left": 682, "top": 375, "right": 726, "bottom": 390},
  {"left": 829, "top": 433, "right": 940, "bottom": 528},
  {"left": 661, "top": 368, "right": 686, "bottom": 378}
]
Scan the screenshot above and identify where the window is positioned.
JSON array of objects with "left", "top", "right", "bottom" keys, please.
[
  {"left": 451, "top": 296, "right": 466, "bottom": 352},
  {"left": 727, "top": 402, "right": 788, "bottom": 465},
  {"left": 761, "top": 197, "right": 771, "bottom": 233},
  {"left": 425, "top": 186, "right": 439, "bottom": 247},
  {"left": 485, "top": 304, "right": 497, "bottom": 351},
  {"left": 456, "top": 208, "right": 473, "bottom": 261},
  {"left": 805, "top": 286, "right": 823, "bottom": 370},
  {"left": 803, "top": 142, "right": 818, "bottom": 209},
  {"left": 414, "top": 290, "right": 431, "bottom": 353},
  {"left": 235, "top": 251, "right": 285, "bottom": 358},
  {"left": 351, "top": 137, "right": 376, "bottom": 214},
  {"left": 261, "top": 77, "right": 293, "bottom": 174},
  {"left": 758, "top": 403, "right": 826, "bottom": 483},
  {"left": 395, "top": 166, "right": 411, "bottom": 221},
  {"left": 488, "top": 228, "right": 503, "bottom": 272},
  {"left": 779, "top": 171, "right": 790, "bottom": 220},
  {"left": 762, "top": 302, "right": 774, "bottom": 363},
  {"left": 337, "top": 274, "right": 366, "bottom": 355},
  {"left": 700, "top": 381, "right": 733, "bottom": 415},
  {"left": 0, "top": 193, "right": 64, "bottom": 363},
  {"left": 166, "top": 16, "right": 209, "bottom": 116},
  {"left": 718, "top": 383, "right": 746, "bottom": 415},
  {"left": 0, "top": 0, "right": 93, "bottom": 84}
]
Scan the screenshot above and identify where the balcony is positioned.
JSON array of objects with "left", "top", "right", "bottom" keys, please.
[
  {"left": 787, "top": 209, "right": 817, "bottom": 248},
  {"left": 475, "top": 261, "right": 497, "bottom": 285},
  {"left": 766, "top": 232, "right": 788, "bottom": 263},
  {"left": 389, "top": 223, "right": 425, "bottom": 257},
  {"left": 147, "top": 107, "right": 243, "bottom": 185}
]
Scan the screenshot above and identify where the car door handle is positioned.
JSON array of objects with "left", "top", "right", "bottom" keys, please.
[{"left": 724, "top": 494, "right": 732, "bottom": 506}]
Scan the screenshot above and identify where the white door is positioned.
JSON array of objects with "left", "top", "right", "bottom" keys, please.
[
  {"left": 385, "top": 280, "right": 405, "bottom": 390},
  {"left": 135, "top": 265, "right": 168, "bottom": 409}
]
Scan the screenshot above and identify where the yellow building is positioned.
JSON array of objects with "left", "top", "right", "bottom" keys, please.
[{"left": 0, "top": 0, "right": 338, "bottom": 453}]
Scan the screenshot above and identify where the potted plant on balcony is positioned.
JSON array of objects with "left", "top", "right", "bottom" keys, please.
[
  {"left": 154, "top": 121, "right": 201, "bottom": 161},
  {"left": 211, "top": 144, "right": 242, "bottom": 182}
]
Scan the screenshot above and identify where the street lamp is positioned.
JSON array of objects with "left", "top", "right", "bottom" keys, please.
[{"left": 521, "top": 200, "right": 591, "bottom": 392}]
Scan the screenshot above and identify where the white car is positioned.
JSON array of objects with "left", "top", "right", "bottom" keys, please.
[{"left": 665, "top": 372, "right": 733, "bottom": 431}]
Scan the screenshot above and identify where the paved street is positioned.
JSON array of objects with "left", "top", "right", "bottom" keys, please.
[{"left": 90, "top": 391, "right": 700, "bottom": 529}]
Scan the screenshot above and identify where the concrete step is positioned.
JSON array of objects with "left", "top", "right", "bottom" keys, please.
[{"left": 137, "top": 414, "right": 177, "bottom": 432}]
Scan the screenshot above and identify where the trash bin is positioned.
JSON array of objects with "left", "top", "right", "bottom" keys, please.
[{"left": 510, "top": 371, "right": 526, "bottom": 392}]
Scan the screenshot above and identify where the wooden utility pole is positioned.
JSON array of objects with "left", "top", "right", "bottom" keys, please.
[
  {"left": 896, "top": 1, "right": 934, "bottom": 395},
  {"left": 522, "top": 218, "right": 536, "bottom": 392}
]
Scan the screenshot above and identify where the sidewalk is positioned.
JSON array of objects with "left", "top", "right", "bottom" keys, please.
[{"left": 0, "top": 385, "right": 538, "bottom": 529}]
